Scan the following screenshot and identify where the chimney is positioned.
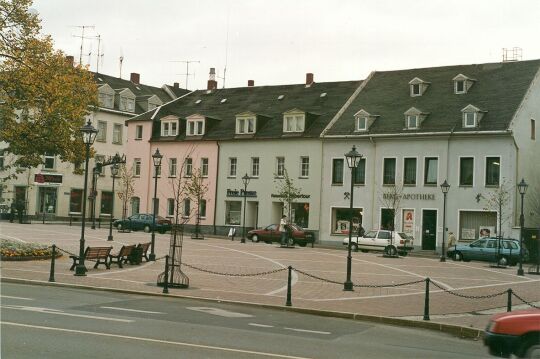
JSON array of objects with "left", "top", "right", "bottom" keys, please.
[
  {"left": 207, "top": 67, "right": 218, "bottom": 90},
  {"left": 173, "top": 82, "right": 179, "bottom": 89},
  {"left": 306, "top": 73, "right": 314, "bottom": 86},
  {"left": 130, "top": 72, "right": 140, "bottom": 85},
  {"left": 65, "top": 55, "right": 74, "bottom": 67},
  {"left": 248, "top": 80, "right": 255, "bottom": 87}
]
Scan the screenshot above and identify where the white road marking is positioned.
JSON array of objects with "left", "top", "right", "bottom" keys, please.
[
  {"left": 1, "top": 305, "right": 133, "bottom": 322},
  {"left": 186, "top": 307, "right": 253, "bottom": 318},
  {"left": 1, "top": 322, "right": 311, "bottom": 359},
  {"left": 0, "top": 233, "right": 26, "bottom": 242},
  {"left": 100, "top": 306, "right": 164, "bottom": 314},
  {"left": 284, "top": 327, "right": 331, "bottom": 335},
  {"left": 249, "top": 323, "right": 274, "bottom": 328},
  {"left": 0, "top": 295, "right": 34, "bottom": 300}
]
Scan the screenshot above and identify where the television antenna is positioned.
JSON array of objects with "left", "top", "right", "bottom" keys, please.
[{"left": 170, "top": 60, "right": 200, "bottom": 90}]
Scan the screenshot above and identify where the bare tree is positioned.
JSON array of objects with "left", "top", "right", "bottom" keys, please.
[
  {"left": 273, "top": 168, "right": 305, "bottom": 224},
  {"left": 117, "top": 164, "right": 135, "bottom": 221},
  {"left": 168, "top": 146, "right": 197, "bottom": 227},
  {"left": 184, "top": 168, "right": 209, "bottom": 239},
  {"left": 378, "top": 183, "right": 404, "bottom": 247}
]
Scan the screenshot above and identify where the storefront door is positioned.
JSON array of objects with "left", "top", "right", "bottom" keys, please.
[
  {"left": 422, "top": 209, "right": 437, "bottom": 250},
  {"left": 37, "top": 187, "right": 57, "bottom": 214}
]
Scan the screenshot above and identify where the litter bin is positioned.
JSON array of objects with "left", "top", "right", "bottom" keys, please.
[{"left": 129, "top": 247, "right": 143, "bottom": 265}]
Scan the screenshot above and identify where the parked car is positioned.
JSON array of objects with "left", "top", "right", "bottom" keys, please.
[
  {"left": 247, "top": 223, "right": 315, "bottom": 247},
  {"left": 342, "top": 229, "right": 414, "bottom": 256},
  {"left": 447, "top": 237, "right": 529, "bottom": 266},
  {"left": 113, "top": 214, "right": 172, "bottom": 234},
  {"left": 484, "top": 309, "right": 540, "bottom": 358}
]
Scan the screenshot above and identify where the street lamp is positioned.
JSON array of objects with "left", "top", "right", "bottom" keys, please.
[
  {"left": 90, "top": 165, "right": 101, "bottom": 230},
  {"left": 75, "top": 120, "right": 98, "bottom": 276},
  {"left": 149, "top": 148, "right": 163, "bottom": 261},
  {"left": 440, "top": 180, "right": 450, "bottom": 262},
  {"left": 517, "top": 178, "right": 528, "bottom": 276},
  {"left": 241, "top": 173, "right": 251, "bottom": 244},
  {"left": 344, "top": 145, "right": 363, "bottom": 291},
  {"left": 107, "top": 160, "right": 120, "bottom": 241}
]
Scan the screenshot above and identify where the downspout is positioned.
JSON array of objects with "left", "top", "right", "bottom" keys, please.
[
  {"left": 369, "top": 136, "right": 377, "bottom": 229},
  {"left": 317, "top": 139, "right": 324, "bottom": 243},
  {"left": 213, "top": 141, "right": 220, "bottom": 235}
]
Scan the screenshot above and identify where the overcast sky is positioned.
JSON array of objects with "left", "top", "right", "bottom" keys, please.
[{"left": 33, "top": 0, "right": 540, "bottom": 90}]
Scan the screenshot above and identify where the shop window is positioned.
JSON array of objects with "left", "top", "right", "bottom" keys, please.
[
  {"left": 383, "top": 158, "right": 396, "bottom": 185},
  {"left": 459, "top": 157, "right": 474, "bottom": 186},
  {"left": 291, "top": 202, "right": 309, "bottom": 228},
  {"left": 225, "top": 201, "right": 241, "bottom": 225},
  {"left": 424, "top": 157, "right": 438, "bottom": 185},
  {"left": 331, "top": 207, "right": 363, "bottom": 235},
  {"left": 353, "top": 158, "right": 366, "bottom": 185},
  {"left": 332, "top": 158, "right": 343, "bottom": 185},
  {"left": 485, "top": 157, "right": 500, "bottom": 187},
  {"left": 403, "top": 158, "right": 417, "bottom": 185},
  {"left": 380, "top": 208, "right": 395, "bottom": 230},
  {"left": 69, "top": 189, "right": 83, "bottom": 213},
  {"left": 100, "top": 191, "right": 113, "bottom": 215}
]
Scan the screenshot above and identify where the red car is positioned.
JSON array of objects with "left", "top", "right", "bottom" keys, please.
[
  {"left": 247, "top": 223, "right": 315, "bottom": 247},
  {"left": 484, "top": 309, "right": 540, "bottom": 358}
]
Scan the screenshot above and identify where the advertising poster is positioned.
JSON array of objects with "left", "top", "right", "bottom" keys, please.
[{"left": 402, "top": 209, "right": 414, "bottom": 235}]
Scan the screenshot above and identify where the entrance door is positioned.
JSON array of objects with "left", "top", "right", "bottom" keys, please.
[
  {"left": 37, "top": 187, "right": 57, "bottom": 214},
  {"left": 422, "top": 210, "right": 437, "bottom": 250}
]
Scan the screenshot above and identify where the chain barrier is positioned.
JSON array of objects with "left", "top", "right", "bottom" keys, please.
[
  {"left": 154, "top": 255, "right": 167, "bottom": 262},
  {"left": 511, "top": 291, "right": 540, "bottom": 309},
  {"left": 181, "top": 262, "right": 287, "bottom": 277},
  {"left": 53, "top": 245, "right": 101, "bottom": 262},
  {"left": 430, "top": 280, "right": 508, "bottom": 299},
  {"left": 293, "top": 268, "right": 343, "bottom": 285},
  {"left": 354, "top": 278, "right": 425, "bottom": 288}
]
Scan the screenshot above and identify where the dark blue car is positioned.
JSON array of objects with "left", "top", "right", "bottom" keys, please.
[
  {"left": 113, "top": 214, "right": 172, "bottom": 234},
  {"left": 447, "top": 237, "right": 529, "bottom": 266}
]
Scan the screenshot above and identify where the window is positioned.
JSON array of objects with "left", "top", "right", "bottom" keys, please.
[
  {"left": 383, "top": 158, "right": 396, "bottom": 185},
  {"left": 331, "top": 207, "right": 363, "bottom": 234},
  {"left": 459, "top": 157, "right": 474, "bottom": 186},
  {"left": 167, "top": 198, "right": 175, "bottom": 216},
  {"left": 332, "top": 159, "right": 344, "bottom": 185},
  {"left": 251, "top": 157, "right": 259, "bottom": 177},
  {"left": 100, "top": 191, "right": 113, "bottom": 215},
  {"left": 131, "top": 197, "right": 140, "bottom": 215},
  {"left": 424, "top": 157, "right": 438, "bottom": 185},
  {"left": 184, "top": 158, "right": 192, "bottom": 177},
  {"left": 199, "top": 199, "right": 207, "bottom": 218},
  {"left": 44, "top": 152, "right": 55, "bottom": 170},
  {"left": 403, "top": 158, "right": 417, "bottom": 185},
  {"left": 0, "top": 150, "right": 4, "bottom": 169},
  {"left": 455, "top": 80, "right": 465, "bottom": 94},
  {"left": 120, "top": 96, "right": 135, "bottom": 112},
  {"left": 96, "top": 121, "right": 107, "bottom": 142},
  {"left": 135, "top": 125, "right": 143, "bottom": 140},
  {"left": 112, "top": 123, "right": 123, "bottom": 144},
  {"left": 283, "top": 115, "right": 305, "bottom": 133},
  {"left": 183, "top": 198, "right": 191, "bottom": 217},
  {"left": 236, "top": 117, "right": 255, "bottom": 134},
  {"left": 134, "top": 158, "right": 141, "bottom": 176},
  {"left": 187, "top": 120, "right": 204, "bottom": 136},
  {"left": 485, "top": 157, "right": 500, "bottom": 186},
  {"left": 356, "top": 117, "right": 367, "bottom": 131},
  {"left": 411, "top": 84, "right": 420, "bottom": 96},
  {"left": 69, "top": 189, "right": 83, "bottom": 213},
  {"left": 291, "top": 202, "right": 309, "bottom": 228},
  {"left": 161, "top": 120, "right": 178, "bottom": 137},
  {"left": 98, "top": 92, "right": 114, "bottom": 108},
  {"left": 464, "top": 112, "right": 477, "bottom": 127},
  {"left": 453, "top": 74, "right": 474, "bottom": 94},
  {"left": 532, "top": 119, "right": 536, "bottom": 140},
  {"left": 169, "top": 158, "right": 177, "bottom": 177},
  {"left": 409, "top": 77, "right": 428, "bottom": 97},
  {"left": 276, "top": 157, "right": 285, "bottom": 177},
  {"left": 225, "top": 201, "right": 241, "bottom": 225},
  {"left": 407, "top": 115, "right": 418, "bottom": 129},
  {"left": 201, "top": 158, "right": 209, "bottom": 177},
  {"left": 300, "top": 157, "right": 309, "bottom": 178},
  {"left": 353, "top": 158, "right": 366, "bottom": 185},
  {"left": 229, "top": 157, "right": 237, "bottom": 177}
]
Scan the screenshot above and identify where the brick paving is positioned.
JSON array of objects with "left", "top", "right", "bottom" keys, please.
[{"left": 1, "top": 222, "right": 539, "bottom": 331}]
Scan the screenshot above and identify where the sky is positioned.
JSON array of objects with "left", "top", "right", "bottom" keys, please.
[{"left": 33, "top": 0, "right": 540, "bottom": 90}]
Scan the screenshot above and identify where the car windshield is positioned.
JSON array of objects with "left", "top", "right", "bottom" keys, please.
[{"left": 363, "top": 230, "right": 377, "bottom": 238}]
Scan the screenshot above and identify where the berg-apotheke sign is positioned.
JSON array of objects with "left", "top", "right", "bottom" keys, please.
[{"left": 34, "top": 173, "right": 63, "bottom": 185}]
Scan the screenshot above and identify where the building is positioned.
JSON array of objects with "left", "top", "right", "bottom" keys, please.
[{"left": 320, "top": 60, "right": 540, "bottom": 249}]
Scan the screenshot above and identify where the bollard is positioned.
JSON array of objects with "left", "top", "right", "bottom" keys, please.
[
  {"left": 49, "top": 244, "right": 56, "bottom": 282},
  {"left": 163, "top": 255, "right": 169, "bottom": 294},
  {"left": 423, "top": 277, "right": 430, "bottom": 321},
  {"left": 286, "top": 266, "right": 292, "bottom": 307},
  {"left": 507, "top": 289, "right": 512, "bottom": 312}
]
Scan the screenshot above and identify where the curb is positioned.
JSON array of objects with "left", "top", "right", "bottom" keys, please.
[{"left": 1, "top": 276, "right": 484, "bottom": 339}]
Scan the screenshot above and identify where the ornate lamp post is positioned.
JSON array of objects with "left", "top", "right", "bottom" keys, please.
[
  {"left": 440, "top": 180, "right": 450, "bottom": 262},
  {"left": 75, "top": 120, "right": 98, "bottom": 276},
  {"left": 107, "top": 159, "right": 120, "bottom": 241},
  {"left": 241, "top": 173, "right": 251, "bottom": 244},
  {"left": 344, "top": 145, "right": 362, "bottom": 291},
  {"left": 149, "top": 148, "right": 163, "bottom": 261},
  {"left": 517, "top": 178, "right": 528, "bottom": 276}
]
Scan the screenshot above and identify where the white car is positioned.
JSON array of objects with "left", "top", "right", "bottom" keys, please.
[{"left": 342, "top": 229, "right": 414, "bottom": 256}]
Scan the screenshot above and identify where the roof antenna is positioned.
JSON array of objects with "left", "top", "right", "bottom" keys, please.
[
  {"left": 119, "top": 49, "right": 124, "bottom": 79},
  {"left": 170, "top": 60, "right": 200, "bottom": 90},
  {"left": 71, "top": 25, "right": 95, "bottom": 66},
  {"left": 221, "top": 6, "right": 230, "bottom": 88}
]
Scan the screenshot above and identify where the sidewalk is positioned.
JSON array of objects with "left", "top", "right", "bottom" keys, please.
[{"left": 2, "top": 222, "right": 539, "bottom": 337}]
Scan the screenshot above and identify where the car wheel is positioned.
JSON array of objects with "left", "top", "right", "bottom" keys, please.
[
  {"left": 498, "top": 256, "right": 509, "bottom": 266},
  {"left": 144, "top": 225, "right": 151, "bottom": 233},
  {"left": 385, "top": 246, "right": 397, "bottom": 256},
  {"left": 523, "top": 340, "right": 540, "bottom": 358},
  {"left": 117, "top": 223, "right": 123, "bottom": 230},
  {"left": 350, "top": 243, "right": 358, "bottom": 252},
  {"left": 453, "top": 251, "right": 463, "bottom": 261},
  {"left": 251, "top": 234, "right": 259, "bottom": 243}
]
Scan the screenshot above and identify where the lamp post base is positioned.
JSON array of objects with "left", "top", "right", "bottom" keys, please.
[
  {"left": 107, "top": 235, "right": 113, "bottom": 241},
  {"left": 149, "top": 253, "right": 156, "bottom": 261},
  {"left": 74, "top": 264, "right": 87, "bottom": 276},
  {"left": 440, "top": 256, "right": 446, "bottom": 262},
  {"left": 343, "top": 281, "right": 354, "bottom": 291},
  {"left": 517, "top": 268, "right": 524, "bottom": 276}
]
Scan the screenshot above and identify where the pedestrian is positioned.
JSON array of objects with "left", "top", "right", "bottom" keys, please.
[
  {"left": 16, "top": 199, "right": 24, "bottom": 224},
  {"left": 358, "top": 224, "right": 365, "bottom": 237},
  {"left": 10, "top": 201, "right": 16, "bottom": 223},
  {"left": 279, "top": 215, "right": 288, "bottom": 246},
  {"left": 228, "top": 227, "right": 236, "bottom": 241},
  {"left": 447, "top": 231, "right": 457, "bottom": 252}
]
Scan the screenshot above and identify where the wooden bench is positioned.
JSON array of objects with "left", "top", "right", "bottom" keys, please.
[
  {"left": 108, "top": 245, "right": 135, "bottom": 268},
  {"left": 70, "top": 246, "right": 112, "bottom": 270},
  {"left": 138, "top": 242, "right": 151, "bottom": 262}
]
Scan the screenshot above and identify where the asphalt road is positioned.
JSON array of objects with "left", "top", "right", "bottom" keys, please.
[{"left": 0, "top": 283, "right": 490, "bottom": 359}]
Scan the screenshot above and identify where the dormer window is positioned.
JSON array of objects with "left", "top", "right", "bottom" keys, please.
[
  {"left": 461, "top": 104, "right": 485, "bottom": 128},
  {"left": 120, "top": 96, "right": 134, "bottom": 112},
  {"left": 187, "top": 119, "right": 204, "bottom": 136},
  {"left": 404, "top": 107, "right": 428, "bottom": 129},
  {"left": 283, "top": 110, "right": 305, "bottom": 133},
  {"left": 453, "top": 74, "right": 476, "bottom": 94},
  {"left": 408, "top": 77, "right": 430, "bottom": 97},
  {"left": 161, "top": 120, "right": 178, "bottom": 137},
  {"left": 354, "top": 109, "right": 377, "bottom": 132},
  {"left": 98, "top": 84, "right": 115, "bottom": 109},
  {"left": 236, "top": 117, "right": 255, "bottom": 134},
  {"left": 357, "top": 117, "right": 367, "bottom": 131}
]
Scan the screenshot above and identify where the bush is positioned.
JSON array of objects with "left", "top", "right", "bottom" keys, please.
[{"left": 0, "top": 239, "right": 61, "bottom": 260}]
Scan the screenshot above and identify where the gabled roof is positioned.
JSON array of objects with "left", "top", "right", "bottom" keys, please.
[
  {"left": 324, "top": 59, "right": 540, "bottom": 136},
  {"left": 131, "top": 80, "right": 362, "bottom": 141}
]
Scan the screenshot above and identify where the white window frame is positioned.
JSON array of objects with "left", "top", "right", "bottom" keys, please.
[
  {"left": 464, "top": 112, "right": 477, "bottom": 128},
  {"left": 182, "top": 198, "right": 191, "bottom": 218},
  {"left": 283, "top": 114, "right": 305, "bottom": 133},
  {"left": 98, "top": 92, "right": 114, "bottom": 108},
  {"left": 407, "top": 115, "right": 418, "bottom": 129},
  {"left": 187, "top": 120, "right": 205, "bottom": 136},
  {"left": 484, "top": 156, "right": 501, "bottom": 187},
  {"left": 458, "top": 156, "right": 475, "bottom": 187},
  {"left": 169, "top": 158, "right": 177, "bottom": 177},
  {"left": 411, "top": 83, "right": 421, "bottom": 96},
  {"left": 96, "top": 121, "right": 107, "bottom": 142},
  {"left": 135, "top": 125, "right": 143, "bottom": 140},
  {"left": 161, "top": 120, "right": 178, "bottom": 137},
  {"left": 423, "top": 156, "right": 439, "bottom": 186},
  {"left": 356, "top": 117, "right": 367, "bottom": 131},
  {"left": 134, "top": 158, "right": 141, "bottom": 177},
  {"left": 251, "top": 157, "right": 260, "bottom": 177},
  {"left": 455, "top": 80, "right": 466, "bottom": 94},
  {"left": 199, "top": 199, "right": 207, "bottom": 219},
  {"left": 184, "top": 158, "right": 193, "bottom": 177},
  {"left": 300, "top": 156, "right": 309, "bottom": 178},
  {"left": 120, "top": 96, "right": 135, "bottom": 112},
  {"left": 44, "top": 152, "right": 55, "bottom": 170},
  {"left": 112, "top": 123, "right": 123, "bottom": 144},
  {"left": 236, "top": 117, "right": 256, "bottom": 134},
  {"left": 382, "top": 157, "right": 397, "bottom": 185},
  {"left": 167, "top": 198, "right": 175, "bottom": 217},
  {"left": 229, "top": 157, "right": 237, "bottom": 177},
  {"left": 201, "top": 158, "right": 209, "bottom": 177},
  {"left": 276, "top": 157, "right": 285, "bottom": 177}
]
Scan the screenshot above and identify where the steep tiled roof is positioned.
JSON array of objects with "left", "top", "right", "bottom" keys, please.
[
  {"left": 132, "top": 80, "right": 362, "bottom": 140},
  {"left": 325, "top": 60, "right": 540, "bottom": 136}
]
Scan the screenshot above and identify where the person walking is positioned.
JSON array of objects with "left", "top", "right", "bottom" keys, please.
[
  {"left": 447, "top": 231, "right": 457, "bottom": 255},
  {"left": 279, "top": 215, "right": 288, "bottom": 246}
]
